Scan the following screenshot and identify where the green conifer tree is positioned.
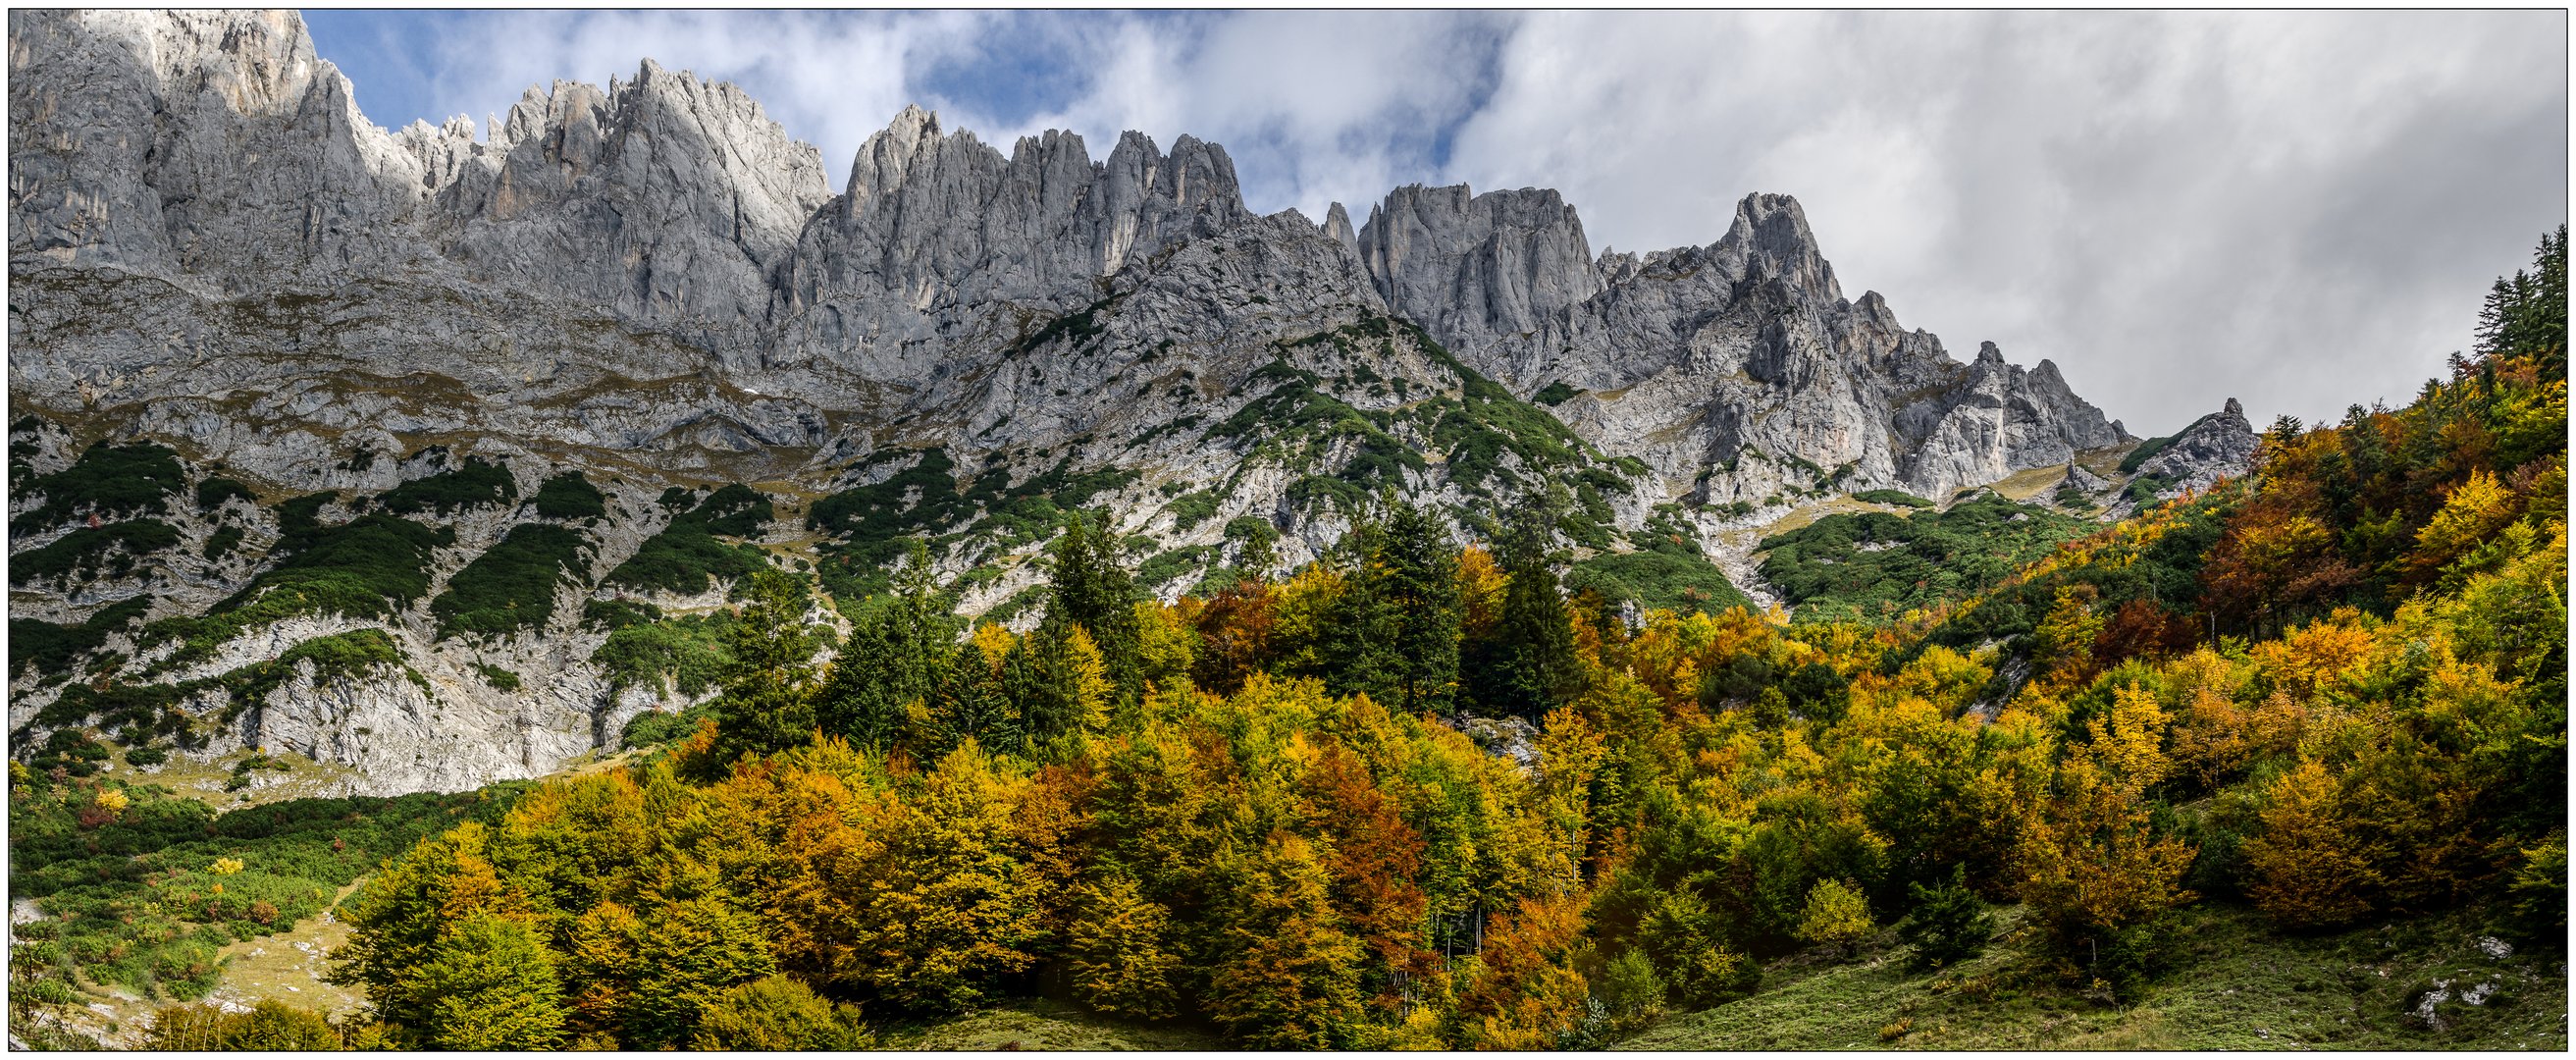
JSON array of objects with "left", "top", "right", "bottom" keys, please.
[
  {"left": 1477, "top": 491, "right": 1582, "bottom": 721},
  {"left": 1369, "top": 499, "right": 1462, "bottom": 715},
  {"left": 1043, "top": 510, "right": 1145, "bottom": 704},
  {"left": 710, "top": 567, "right": 824, "bottom": 767},
  {"left": 817, "top": 540, "right": 958, "bottom": 749}
]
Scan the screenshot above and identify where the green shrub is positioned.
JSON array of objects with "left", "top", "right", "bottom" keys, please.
[
  {"left": 582, "top": 598, "right": 663, "bottom": 632},
  {"left": 606, "top": 485, "right": 772, "bottom": 594},
  {"left": 202, "top": 525, "right": 246, "bottom": 561},
  {"left": 432, "top": 523, "right": 593, "bottom": 640},
  {"left": 1166, "top": 490, "right": 1222, "bottom": 531},
  {"left": 593, "top": 612, "right": 733, "bottom": 699},
  {"left": 194, "top": 477, "right": 257, "bottom": 512},
  {"left": 529, "top": 471, "right": 606, "bottom": 521},
  {"left": 10, "top": 597, "right": 149, "bottom": 679},
  {"left": 1137, "top": 545, "right": 1217, "bottom": 590},
  {"left": 473, "top": 664, "right": 523, "bottom": 692},
  {"left": 1757, "top": 495, "right": 2088, "bottom": 625},
  {"left": 8, "top": 770, "right": 529, "bottom": 1001},
  {"left": 375, "top": 456, "right": 515, "bottom": 516},
  {"left": 10, "top": 520, "right": 182, "bottom": 585},
  {"left": 1534, "top": 381, "right": 1584, "bottom": 405},
  {"left": 620, "top": 705, "right": 714, "bottom": 749},
  {"left": 1569, "top": 551, "right": 1755, "bottom": 617},
  {"left": 11, "top": 442, "right": 186, "bottom": 534},
  {"left": 690, "top": 976, "right": 869, "bottom": 1049},
  {"left": 1851, "top": 489, "right": 1935, "bottom": 508},
  {"left": 162, "top": 513, "right": 452, "bottom": 660}
]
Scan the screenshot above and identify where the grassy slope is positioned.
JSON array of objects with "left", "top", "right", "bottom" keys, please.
[
  {"left": 880, "top": 999, "right": 1223, "bottom": 1051},
  {"left": 1619, "top": 903, "right": 2567, "bottom": 1051}
]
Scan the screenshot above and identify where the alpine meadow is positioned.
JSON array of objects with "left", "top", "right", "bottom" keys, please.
[{"left": 6, "top": 9, "right": 2567, "bottom": 1052}]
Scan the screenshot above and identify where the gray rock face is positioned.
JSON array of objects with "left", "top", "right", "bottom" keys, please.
[
  {"left": 775, "top": 108, "right": 1251, "bottom": 384},
  {"left": 2062, "top": 460, "right": 2115, "bottom": 497},
  {"left": 8, "top": 9, "right": 433, "bottom": 285},
  {"left": 1356, "top": 185, "right": 1603, "bottom": 350},
  {"left": 2131, "top": 397, "right": 2260, "bottom": 498},
  {"left": 7, "top": 9, "right": 2161, "bottom": 795},
  {"left": 435, "top": 61, "right": 835, "bottom": 350},
  {"left": 1351, "top": 186, "right": 2130, "bottom": 505}
]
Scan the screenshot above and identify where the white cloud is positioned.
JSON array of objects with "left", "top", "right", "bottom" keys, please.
[{"left": 1436, "top": 10, "right": 2566, "bottom": 432}]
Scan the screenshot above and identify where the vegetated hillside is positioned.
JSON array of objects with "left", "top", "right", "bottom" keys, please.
[
  {"left": 1753, "top": 491, "right": 2093, "bottom": 625},
  {"left": 9, "top": 228, "right": 2561, "bottom": 1051},
  {"left": 12, "top": 9, "right": 2238, "bottom": 811}
]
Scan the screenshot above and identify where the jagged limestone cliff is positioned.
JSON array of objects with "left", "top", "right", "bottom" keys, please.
[{"left": 8, "top": 10, "right": 2243, "bottom": 794}]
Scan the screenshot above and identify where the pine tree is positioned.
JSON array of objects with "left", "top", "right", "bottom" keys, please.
[
  {"left": 1321, "top": 509, "right": 1401, "bottom": 703},
  {"left": 1897, "top": 865, "right": 1993, "bottom": 972},
  {"left": 2477, "top": 225, "right": 2568, "bottom": 379},
  {"left": 1007, "top": 622, "right": 1113, "bottom": 749},
  {"left": 1373, "top": 499, "right": 1463, "bottom": 716},
  {"left": 932, "top": 624, "right": 1024, "bottom": 757}
]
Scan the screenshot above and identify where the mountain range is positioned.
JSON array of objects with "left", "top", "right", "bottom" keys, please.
[{"left": 6, "top": 9, "right": 2251, "bottom": 793}]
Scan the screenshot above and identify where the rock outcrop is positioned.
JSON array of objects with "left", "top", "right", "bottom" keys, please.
[{"left": 2123, "top": 398, "right": 2261, "bottom": 505}]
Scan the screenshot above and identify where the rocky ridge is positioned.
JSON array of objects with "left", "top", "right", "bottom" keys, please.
[{"left": 7, "top": 10, "right": 2246, "bottom": 795}]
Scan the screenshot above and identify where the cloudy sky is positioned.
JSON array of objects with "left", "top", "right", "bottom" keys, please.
[{"left": 304, "top": 9, "right": 2566, "bottom": 435}]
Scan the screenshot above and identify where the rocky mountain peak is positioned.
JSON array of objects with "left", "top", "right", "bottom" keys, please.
[
  {"left": 1709, "top": 191, "right": 1841, "bottom": 302},
  {"left": 1355, "top": 183, "right": 1603, "bottom": 347},
  {"left": 1323, "top": 201, "right": 1359, "bottom": 254}
]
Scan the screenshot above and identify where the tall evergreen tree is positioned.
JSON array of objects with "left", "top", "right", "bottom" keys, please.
[
  {"left": 816, "top": 540, "right": 958, "bottom": 750},
  {"left": 1006, "top": 621, "right": 1113, "bottom": 750},
  {"left": 1476, "top": 491, "right": 1582, "bottom": 721},
  {"left": 1351, "top": 498, "right": 1462, "bottom": 716},
  {"left": 710, "top": 567, "right": 824, "bottom": 767},
  {"left": 1321, "top": 509, "right": 1399, "bottom": 703},
  {"left": 2477, "top": 225, "right": 2568, "bottom": 379},
  {"left": 1043, "top": 510, "right": 1145, "bottom": 705},
  {"left": 933, "top": 631, "right": 1025, "bottom": 757}
]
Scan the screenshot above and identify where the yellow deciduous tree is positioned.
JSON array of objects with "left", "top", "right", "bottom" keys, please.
[
  {"left": 2242, "top": 759, "right": 2379, "bottom": 929},
  {"left": 1067, "top": 874, "right": 1183, "bottom": 1020},
  {"left": 1794, "top": 877, "right": 1873, "bottom": 956},
  {"left": 2016, "top": 687, "right": 2196, "bottom": 956}
]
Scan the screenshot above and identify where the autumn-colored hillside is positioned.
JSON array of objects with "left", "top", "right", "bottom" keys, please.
[{"left": 12, "top": 229, "right": 2563, "bottom": 1051}]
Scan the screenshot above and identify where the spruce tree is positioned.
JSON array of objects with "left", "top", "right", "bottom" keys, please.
[
  {"left": 710, "top": 566, "right": 824, "bottom": 766},
  {"left": 816, "top": 540, "right": 958, "bottom": 750},
  {"left": 1897, "top": 865, "right": 1993, "bottom": 971},
  {"left": 1043, "top": 510, "right": 1145, "bottom": 704},
  {"left": 1478, "top": 491, "right": 1582, "bottom": 721},
  {"left": 1321, "top": 509, "right": 1400, "bottom": 704},
  {"left": 2477, "top": 225, "right": 2568, "bottom": 379},
  {"left": 1369, "top": 498, "right": 1463, "bottom": 716}
]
